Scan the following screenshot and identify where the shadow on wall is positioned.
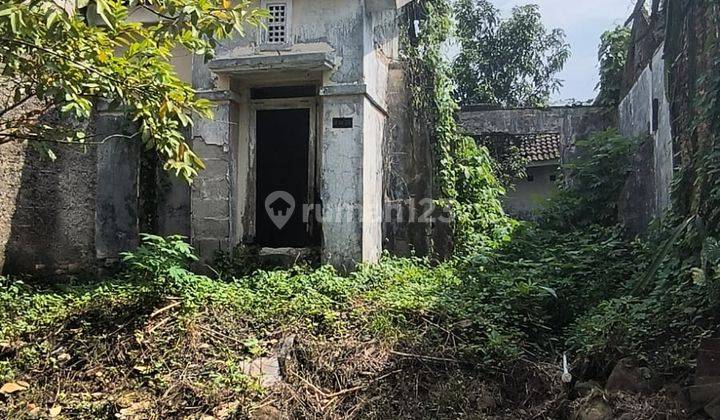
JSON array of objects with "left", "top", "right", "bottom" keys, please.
[
  {"left": 1, "top": 141, "right": 98, "bottom": 277},
  {"left": 0, "top": 112, "right": 191, "bottom": 279}
]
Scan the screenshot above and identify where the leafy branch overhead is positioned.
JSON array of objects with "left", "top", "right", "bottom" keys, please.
[{"left": 0, "top": 0, "right": 264, "bottom": 180}]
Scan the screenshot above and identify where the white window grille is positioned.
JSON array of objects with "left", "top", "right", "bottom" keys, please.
[{"left": 263, "top": 2, "right": 289, "bottom": 44}]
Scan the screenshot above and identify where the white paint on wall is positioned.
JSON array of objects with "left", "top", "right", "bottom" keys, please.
[{"left": 504, "top": 164, "right": 558, "bottom": 218}]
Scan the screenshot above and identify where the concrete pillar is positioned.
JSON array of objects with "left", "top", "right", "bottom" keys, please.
[
  {"left": 319, "top": 86, "right": 383, "bottom": 270},
  {"left": 191, "top": 91, "right": 239, "bottom": 263},
  {"left": 320, "top": 92, "right": 364, "bottom": 269}
]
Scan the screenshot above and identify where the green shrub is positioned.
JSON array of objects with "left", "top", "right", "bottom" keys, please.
[
  {"left": 567, "top": 228, "right": 720, "bottom": 374},
  {"left": 539, "top": 129, "right": 638, "bottom": 229},
  {"left": 121, "top": 234, "right": 197, "bottom": 286}
]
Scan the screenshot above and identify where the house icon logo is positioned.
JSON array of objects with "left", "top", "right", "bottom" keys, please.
[{"left": 264, "top": 191, "right": 295, "bottom": 229}]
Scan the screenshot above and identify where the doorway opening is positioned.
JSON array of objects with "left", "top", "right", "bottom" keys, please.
[{"left": 255, "top": 106, "right": 317, "bottom": 248}]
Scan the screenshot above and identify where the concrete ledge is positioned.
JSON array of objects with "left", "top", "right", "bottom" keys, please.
[
  {"left": 319, "top": 84, "right": 367, "bottom": 97},
  {"left": 365, "top": 0, "right": 412, "bottom": 12},
  {"left": 208, "top": 51, "right": 335, "bottom": 74},
  {"left": 320, "top": 84, "right": 388, "bottom": 116}
]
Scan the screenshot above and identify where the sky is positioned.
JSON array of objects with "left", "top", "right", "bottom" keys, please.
[{"left": 491, "top": 0, "right": 638, "bottom": 104}]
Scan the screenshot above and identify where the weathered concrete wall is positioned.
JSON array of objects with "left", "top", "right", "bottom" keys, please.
[
  {"left": 0, "top": 141, "right": 24, "bottom": 271},
  {"left": 364, "top": 9, "right": 397, "bottom": 109},
  {"left": 0, "top": 109, "right": 191, "bottom": 276},
  {"left": 617, "top": 44, "right": 673, "bottom": 235},
  {"left": 95, "top": 114, "right": 140, "bottom": 264},
  {"left": 320, "top": 93, "right": 365, "bottom": 268},
  {"left": 362, "top": 98, "right": 384, "bottom": 263},
  {"left": 381, "top": 64, "right": 451, "bottom": 258},
  {"left": 0, "top": 140, "right": 97, "bottom": 276},
  {"left": 190, "top": 94, "right": 237, "bottom": 262},
  {"left": 459, "top": 106, "right": 617, "bottom": 163}
]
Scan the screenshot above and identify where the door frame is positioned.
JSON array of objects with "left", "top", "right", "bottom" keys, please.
[{"left": 248, "top": 97, "right": 318, "bottom": 245}]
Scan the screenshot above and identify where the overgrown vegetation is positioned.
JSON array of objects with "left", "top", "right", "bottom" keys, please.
[
  {"left": 0, "top": 128, "right": 709, "bottom": 416},
  {"left": 403, "top": 0, "right": 512, "bottom": 254},
  {"left": 0, "top": 0, "right": 263, "bottom": 179},
  {"left": 539, "top": 129, "right": 639, "bottom": 229},
  {"left": 0, "top": 231, "right": 653, "bottom": 418},
  {"left": 1, "top": 1, "right": 718, "bottom": 418}
]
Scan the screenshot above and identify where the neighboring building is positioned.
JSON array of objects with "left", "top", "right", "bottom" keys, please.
[
  {"left": 616, "top": 0, "right": 673, "bottom": 236},
  {"left": 474, "top": 132, "right": 561, "bottom": 218},
  {"left": 460, "top": 105, "right": 617, "bottom": 219}
]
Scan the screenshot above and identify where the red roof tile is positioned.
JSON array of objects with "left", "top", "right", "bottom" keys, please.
[{"left": 474, "top": 132, "right": 561, "bottom": 164}]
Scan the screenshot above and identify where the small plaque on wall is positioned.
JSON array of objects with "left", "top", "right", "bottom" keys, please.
[{"left": 332, "top": 117, "right": 353, "bottom": 128}]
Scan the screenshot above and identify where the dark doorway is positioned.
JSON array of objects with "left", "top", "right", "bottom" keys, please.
[{"left": 255, "top": 108, "right": 313, "bottom": 247}]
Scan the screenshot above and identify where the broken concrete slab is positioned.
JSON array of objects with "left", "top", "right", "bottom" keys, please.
[
  {"left": 698, "top": 338, "right": 720, "bottom": 378},
  {"left": 606, "top": 358, "right": 659, "bottom": 394},
  {"left": 241, "top": 356, "right": 282, "bottom": 388},
  {"left": 573, "top": 395, "right": 614, "bottom": 420},
  {"left": 241, "top": 335, "right": 296, "bottom": 390}
]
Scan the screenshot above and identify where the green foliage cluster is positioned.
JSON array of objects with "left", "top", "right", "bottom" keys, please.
[
  {"left": 525, "top": 127, "right": 719, "bottom": 375},
  {"left": 559, "top": 2, "right": 720, "bottom": 375},
  {"left": 475, "top": 133, "right": 529, "bottom": 188},
  {"left": 452, "top": 0, "right": 570, "bottom": 108},
  {"left": 403, "top": 0, "right": 513, "bottom": 253},
  {"left": 121, "top": 234, "right": 197, "bottom": 286},
  {"left": 595, "top": 26, "right": 631, "bottom": 106},
  {"left": 539, "top": 129, "right": 638, "bottom": 230},
  {"left": 0, "top": 0, "right": 264, "bottom": 179},
  {"left": 566, "top": 222, "right": 720, "bottom": 373}
]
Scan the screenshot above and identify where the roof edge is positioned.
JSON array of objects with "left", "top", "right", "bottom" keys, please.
[{"left": 460, "top": 104, "right": 614, "bottom": 112}]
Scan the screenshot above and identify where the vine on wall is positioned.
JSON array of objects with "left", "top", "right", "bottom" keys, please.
[
  {"left": 666, "top": 0, "right": 720, "bottom": 235},
  {"left": 402, "top": 0, "right": 512, "bottom": 254}
]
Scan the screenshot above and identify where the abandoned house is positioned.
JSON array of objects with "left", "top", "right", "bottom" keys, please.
[{"left": 1, "top": 0, "right": 440, "bottom": 276}]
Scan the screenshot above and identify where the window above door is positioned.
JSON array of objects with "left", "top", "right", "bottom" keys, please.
[{"left": 260, "top": 0, "right": 292, "bottom": 48}]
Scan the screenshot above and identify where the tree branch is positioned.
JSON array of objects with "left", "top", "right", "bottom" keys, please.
[{"left": 0, "top": 92, "right": 35, "bottom": 119}]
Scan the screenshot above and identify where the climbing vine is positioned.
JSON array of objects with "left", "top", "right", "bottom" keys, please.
[
  {"left": 665, "top": 1, "right": 720, "bottom": 236},
  {"left": 402, "top": 0, "right": 512, "bottom": 254}
]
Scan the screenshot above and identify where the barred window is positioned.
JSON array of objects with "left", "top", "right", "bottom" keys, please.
[{"left": 265, "top": 2, "right": 288, "bottom": 44}]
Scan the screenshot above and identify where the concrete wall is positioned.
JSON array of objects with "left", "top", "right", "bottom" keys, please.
[
  {"left": 0, "top": 141, "right": 98, "bottom": 276},
  {"left": 319, "top": 94, "right": 365, "bottom": 267},
  {"left": 381, "top": 64, "right": 440, "bottom": 257},
  {"left": 459, "top": 106, "right": 617, "bottom": 163},
  {"left": 362, "top": 98, "right": 384, "bottom": 263},
  {"left": 94, "top": 115, "right": 140, "bottom": 263},
  {"left": 617, "top": 44, "right": 673, "bottom": 235},
  {"left": 0, "top": 112, "right": 145, "bottom": 277},
  {"left": 1, "top": 50, "right": 194, "bottom": 277},
  {"left": 189, "top": 93, "right": 237, "bottom": 262}
]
